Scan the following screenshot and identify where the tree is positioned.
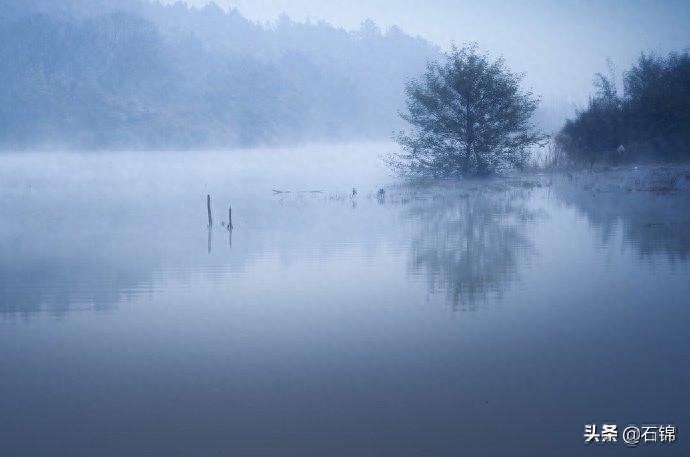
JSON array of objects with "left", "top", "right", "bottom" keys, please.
[
  {"left": 624, "top": 51, "right": 690, "bottom": 160},
  {"left": 558, "top": 65, "right": 623, "bottom": 169},
  {"left": 557, "top": 50, "right": 690, "bottom": 165},
  {"left": 390, "top": 44, "right": 545, "bottom": 177}
]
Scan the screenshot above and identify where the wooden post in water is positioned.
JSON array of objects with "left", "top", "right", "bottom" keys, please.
[
  {"left": 207, "top": 194, "right": 213, "bottom": 227},
  {"left": 228, "top": 205, "right": 233, "bottom": 230}
]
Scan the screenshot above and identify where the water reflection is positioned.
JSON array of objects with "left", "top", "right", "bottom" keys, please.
[
  {"left": 0, "top": 145, "right": 394, "bottom": 317},
  {"left": 0, "top": 242, "right": 157, "bottom": 317},
  {"left": 403, "top": 186, "right": 536, "bottom": 310},
  {"left": 1, "top": 183, "right": 540, "bottom": 317},
  {"left": 2, "top": 153, "right": 690, "bottom": 457},
  {"left": 3, "top": 151, "right": 689, "bottom": 320},
  {"left": 556, "top": 176, "right": 690, "bottom": 264}
]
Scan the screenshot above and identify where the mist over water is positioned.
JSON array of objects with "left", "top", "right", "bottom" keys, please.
[
  {"left": 1, "top": 145, "right": 689, "bottom": 456},
  {"left": 2, "top": 0, "right": 690, "bottom": 455}
]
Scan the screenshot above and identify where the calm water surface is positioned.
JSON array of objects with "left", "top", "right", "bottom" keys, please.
[{"left": 1, "top": 144, "right": 689, "bottom": 456}]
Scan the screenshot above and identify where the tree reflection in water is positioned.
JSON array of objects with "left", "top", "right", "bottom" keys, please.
[
  {"left": 555, "top": 171, "right": 690, "bottom": 264},
  {"left": 403, "top": 185, "right": 537, "bottom": 310}
]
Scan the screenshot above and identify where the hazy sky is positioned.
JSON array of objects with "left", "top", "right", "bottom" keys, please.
[{"left": 175, "top": 0, "right": 690, "bottom": 111}]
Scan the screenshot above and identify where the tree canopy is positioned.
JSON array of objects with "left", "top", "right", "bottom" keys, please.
[
  {"left": 391, "top": 45, "right": 545, "bottom": 177},
  {"left": 557, "top": 50, "right": 690, "bottom": 165}
]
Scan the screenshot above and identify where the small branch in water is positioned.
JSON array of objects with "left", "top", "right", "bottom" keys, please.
[{"left": 207, "top": 194, "right": 213, "bottom": 227}]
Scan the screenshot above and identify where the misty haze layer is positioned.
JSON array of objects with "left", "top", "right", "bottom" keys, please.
[
  {"left": 180, "top": 0, "right": 690, "bottom": 122},
  {"left": 2, "top": 148, "right": 689, "bottom": 456},
  {"left": 0, "top": 0, "right": 437, "bottom": 150}
]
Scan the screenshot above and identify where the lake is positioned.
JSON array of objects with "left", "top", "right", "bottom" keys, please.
[{"left": 1, "top": 143, "right": 689, "bottom": 456}]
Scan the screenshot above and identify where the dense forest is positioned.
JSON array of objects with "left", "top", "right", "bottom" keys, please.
[
  {"left": 0, "top": 0, "right": 438, "bottom": 150},
  {"left": 557, "top": 51, "right": 690, "bottom": 166}
]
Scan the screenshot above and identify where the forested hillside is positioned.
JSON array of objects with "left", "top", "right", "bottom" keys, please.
[{"left": 0, "top": 0, "right": 438, "bottom": 149}]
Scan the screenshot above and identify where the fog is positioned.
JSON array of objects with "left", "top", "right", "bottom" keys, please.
[
  {"left": 2, "top": 148, "right": 689, "bottom": 456},
  {"left": 1, "top": 0, "right": 437, "bottom": 150},
  {"left": 180, "top": 0, "right": 690, "bottom": 125},
  {"left": 5, "top": 0, "right": 688, "bottom": 150},
  {"left": 2, "top": 2, "right": 690, "bottom": 456}
]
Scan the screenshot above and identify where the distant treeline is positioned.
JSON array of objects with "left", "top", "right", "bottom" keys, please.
[
  {"left": 0, "top": 0, "right": 438, "bottom": 150},
  {"left": 557, "top": 51, "right": 690, "bottom": 166}
]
